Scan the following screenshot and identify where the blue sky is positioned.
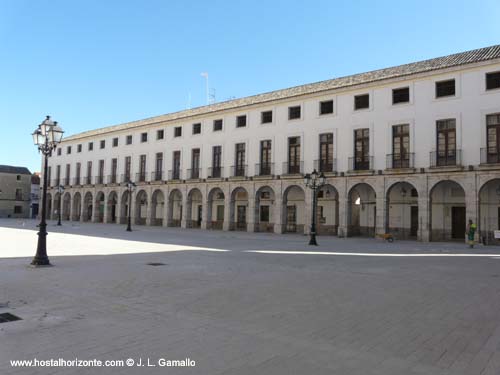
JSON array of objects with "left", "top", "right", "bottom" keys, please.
[{"left": 1, "top": 0, "right": 499, "bottom": 172}]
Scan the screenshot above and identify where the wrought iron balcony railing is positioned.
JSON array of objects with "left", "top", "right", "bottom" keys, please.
[
  {"left": 313, "top": 159, "right": 337, "bottom": 173},
  {"left": 430, "top": 150, "right": 461, "bottom": 167},
  {"left": 481, "top": 147, "right": 500, "bottom": 164},
  {"left": 282, "top": 161, "right": 304, "bottom": 175},
  {"left": 348, "top": 156, "right": 374, "bottom": 171},
  {"left": 207, "top": 167, "right": 223, "bottom": 179},
  {"left": 168, "top": 169, "right": 182, "bottom": 180},
  {"left": 231, "top": 165, "right": 247, "bottom": 177},
  {"left": 255, "top": 163, "right": 274, "bottom": 176},
  {"left": 187, "top": 168, "right": 201, "bottom": 179},
  {"left": 151, "top": 170, "right": 163, "bottom": 182},
  {"left": 386, "top": 153, "right": 415, "bottom": 169}
]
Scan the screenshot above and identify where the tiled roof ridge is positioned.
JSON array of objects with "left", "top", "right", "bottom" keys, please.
[
  {"left": 64, "top": 44, "right": 500, "bottom": 141},
  {"left": 0, "top": 165, "right": 32, "bottom": 175}
]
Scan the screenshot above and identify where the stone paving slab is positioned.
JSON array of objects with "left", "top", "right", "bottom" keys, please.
[{"left": 2, "top": 219, "right": 500, "bottom": 374}]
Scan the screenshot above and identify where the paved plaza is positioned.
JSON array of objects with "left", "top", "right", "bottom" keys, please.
[{"left": 2, "top": 219, "right": 500, "bottom": 374}]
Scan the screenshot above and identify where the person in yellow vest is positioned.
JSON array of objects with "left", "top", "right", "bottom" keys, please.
[{"left": 466, "top": 219, "right": 477, "bottom": 248}]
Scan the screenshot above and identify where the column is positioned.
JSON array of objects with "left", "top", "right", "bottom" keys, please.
[
  {"left": 223, "top": 196, "right": 231, "bottom": 231},
  {"left": 145, "top": 194, "right": 152, "bottom": 226},
  {"left": 375, "top": 196, "right": 387, "bottom": 236},
  {"left": 337, "top": 196, "right": 349, "bottom": 238},
  {"left": 303, "top": 188, "right": 312, "bottom": 235},
  {"left": 69, "top": 195, "right": 74, "bottom": 222},
  {"left": 103, "top": 197, "right": 109, "bottom": 224},
  {"left": 247, "top": 197, "right": 255, "bottom": 232},
  {"left": 80, "top": 197, "right": 85, "bottom": 222},
  {"left": 180, "top": 194, "right": 188, "bottom": 229},
  {"left": 418, "top": 196, "right": 430, "bottom": 242},
  {"left": 273, "top": 198, "right": 283, "bottom": 234},
  {"left": 201, "top": 199, "right": 209, "bottom": 230},
  {"left": 91, "top": 196, "right": 98, "bottom": 223}
]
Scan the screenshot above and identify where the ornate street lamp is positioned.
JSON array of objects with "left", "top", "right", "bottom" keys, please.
[
  {"left": 57, "top": 185, "right": 65, "bottom": 226},
  {"left": 304, "top": 169, "right": 326, "bottom": 246},
  {"left": 31, "top": 116, "right": 64, "bottom": 266},
  {"left": 126, "top": 180, "right": 136, "bottom": 232}
]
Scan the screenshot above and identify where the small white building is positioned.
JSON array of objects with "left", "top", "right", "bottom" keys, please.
[{"left": 44, "top": 44, "right": 500, "bottom": 242}]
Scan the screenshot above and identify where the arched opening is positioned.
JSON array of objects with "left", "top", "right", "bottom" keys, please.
[
  {"left": 255, "top": 186, "right": 275, "bottom": 233},
  {"left": 168, "top": 189, "right": 182, "bottom": 227},
  {"left": 317, "top": 184, "right": 339, "bottom": 235},
  {"left": 95, "top": 191, "right": 105, "bottom": 223},
  {"left": 230, "top": 187, "right": 248, "bottom": 231},
  {"left": 150, "top": 190, "right": 165, "bottom": 226},
  {"left": 135, "top": 190, "right": 148, "bottom": 225},
  {"left": 347, "top": 183, "right": 376, "bottom": 237},
  {"left": 207, "top": 188, "right": 225, "bottom": 230},
  {"left": 120, "top": 191, "right": 130, "bottom": 225},
  {"left": 62, "top": 192, "right": 71, "bottom": 221},
  {"left": 283, "top": 185, "right": 305, "bottom": 233},
  {"left": 46, "top": 193, "right": 52, "bottom": 220},
  {"left": 430, "top": 180, "right": 466, "bottom": 241},
  {"left": 83, "top": 192, "right": 93, "bottom": 222},
  {"left": 386, "top": 182, "right": 419, "bottom": 240},
  {"left": 479, "top": 179, "right": 500, "bottom": 244},
  {"left": 187, "top": 188, "right": 203, "bottom": 228},
  {"left": 107, "top": 191, "right": 118, "bottom": 223},
  {"left": 72, "top": 192, "right": 81, "bottom": 221}
]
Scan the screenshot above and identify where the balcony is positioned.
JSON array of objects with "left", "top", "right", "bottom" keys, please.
[
  {"left": 255, "top": 163, "right": 274, "bottom": 176},
  {"left": 53, "top": 178, "right": 61, "bottom": 187},
  {"left": 430, "top": 150, "right": 461, "bottom": 168},
  {"left": 135, "top": 172, "right": 147, "bottom": 183},
  {"left": 107, "top": 174, "right": 118, "bottom": 184},
  {"left": 151, "top": 170, "right": 163, "bottom": 182},
  {"left": 85, "top": 176, "right": 92, "bottom": 185},
  {"left": 314, "top": 159, "right": 337, "bottom": 173},
  {"left": 187, "top": 168, "right": 201, "bottom": 180},
  {"left": 481, "top": 148, "right": 500, "bottom": 164},
  {"left": 348, "top": 156, "right": 374, "bottom": 171},
  {"left": 230, "top": 165, "right": 247, "bottom": 178},
  {"left": 207, "top": 167, "right": 223, "bottom": 179},
  {"left": 121, "top": 174, "right": 132, "bottom": 184},
  {"left": 282, "top": 161, "right": 304, "bottom": 175},
  {"left": 168, "top": 169, "right": 182, "bottom": 181},
  {"left": 386, "top": 153, "right": 415, "bottom": 169},
  {"left": 95, "top": 175, "right": 105, "bottom": 185},
  {"left": 64, "top": 177, "right": 71, "bottom": 186},
  {"left": 73, "top": 177, "right": 81, "bottom": 186}
]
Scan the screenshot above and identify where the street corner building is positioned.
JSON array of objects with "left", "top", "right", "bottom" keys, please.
[
  {"left": 44, "top": 45, "right": 500, "bottom": 243},
  {"left": 0, "top": 165, "right": 32, "bottom": 218}
]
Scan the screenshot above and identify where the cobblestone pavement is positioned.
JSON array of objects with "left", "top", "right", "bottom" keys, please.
[{"left": 2, "top": 219, "right": 500, "bottom": 374}]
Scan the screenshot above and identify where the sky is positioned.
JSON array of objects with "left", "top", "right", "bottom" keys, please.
[{"left": 0, "top": 0, "right": 499, "bottom": 173}]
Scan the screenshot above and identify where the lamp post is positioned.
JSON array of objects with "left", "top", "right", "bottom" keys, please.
[
  {"left": 304, "top": 169, "right": 326, "bottom": 246},
  {"left": 126, "top": 180, "right": 136, "bottom": 232},
  {"left": 31, "top": 116, "right": 64, "bottom": 266},
  {"left": 57, "top": 185, "right": 64, "bottom": 226}
]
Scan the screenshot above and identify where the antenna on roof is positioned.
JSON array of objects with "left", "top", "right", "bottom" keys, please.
[
  {"left": 209, "top": 88, "right": 216, "bottom": 105},
  {"left": 200, "top": 72, "right": 209, "bottom": 105}
]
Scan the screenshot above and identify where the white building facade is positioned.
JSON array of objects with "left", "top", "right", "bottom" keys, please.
[{"left": 45, "top": 45, "right": 500, "bottom": 242}]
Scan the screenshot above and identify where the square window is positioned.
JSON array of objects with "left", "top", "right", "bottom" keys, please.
[
  {"left": 213, "top": 119, "right": 223, "bottom": 131},
  {"left": 288, "top": 105, "right": 301, "bottom": 120},
  {"left": 112, "top": 137, "right": 118, "bottom": 147},
  {"left": 174, "top": 126, "right": 182, "bottom": 137},
  {"left": 88, "top": 142, "right": 94, "bottom": 151},
  {"left": 435, "top": 79, "right": 455, "bottom": 98},
  {"left": 157, "top": 129, "right": 164, "bottom": 140},
  {"left": 236, "top": 115, "right": 247, "bottom": 128},
  {"left": 16, "top": 175, "right": 21, "bottom": 181},
  {"left": 261, "top": 110, "right": 273, "bottom": 124},
  {"left": 67, "top": 146, "right": 72, "bottom": 154},
  {"left": 354, "top": 94, "right": 369, "bottom": 110},
  {"left": 141, "top": 132, "right": 148, "bottom": 142},
  {"left": 486, "top": 71, "right": 500, "bottom": 90},
  {"left": 77, "top": 144, "right": 82, "bottom": 153},
  {"left": 392, "top": 87, "right": 410, "bottom": 104},
  {"left": 192, "top": 123, "right": 201, "bottom": 134},
  {"left": 14, "top": 206, "right": 22, "bottom": 214},
  {"left": 100, "top": 140, "right": 105, "bottom": 149},
  {"left": 319, "top": 100, "right": 334, "bottom": 115},
  {"left": 57, "top": 148, "right": 61, "bottom": 156},
  {"left": 126, "top": 135, "right": 132, "bottom": 145}
]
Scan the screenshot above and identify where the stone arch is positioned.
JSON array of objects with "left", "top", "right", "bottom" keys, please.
[
  {"left": 135, "top": 190, "right": 148, "bottom": 225},
  {"left": 62, "top": 192, "right": 71, "bottom": 220},
  {"left": 168, "top": 189, "right": 183, "bottom": 227},
  {"left": 386, "top": 181, "right": 419, "bottom": 239},
  {"left": 107, "top": 191, "right": 119, "bottom": 223},
  {"left": 72, "top": 192, "right": 81, "bottom": 221},
  {"left": 207, "top": 187, "right": 225, "bottom": 230},
  {"left": 347, "top": 183, "right": 377, "bottom": 237},
  {"left": 317, "top": 184, "right": 339, "bottom": 235},
  {"left": 150, "top": 189, "right": 165, "bottom": 226},
  {"left": 230, "top": 187, "right": 249, "bottom": 231},
  {"left": 83, "top": 192, "right": 93, "bottom": 222},
  {"left": 478, "top": 178, "right": 500, "bottom": 244},
  {"left": 187, "top": 188, "right": 203, "bottom": 228},
  {"left": 255, "top": 185, "right": 276, "bottom": 233},
  {"left": 95, "top": 191, "right": 105, "bottom": 223},
  {"left": 282, "top": 185, "right": 305, "bottom": 233},
  {"left": 429, "top": 180, "right": 466, "bottom": 241}
]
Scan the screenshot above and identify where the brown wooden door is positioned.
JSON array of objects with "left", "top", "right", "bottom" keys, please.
[
  {"left": 451, "top": 206, "right": 466, "bottom": 239},
  {"left": 410, "top": 206, "right": 418, "bottom": 237}
]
